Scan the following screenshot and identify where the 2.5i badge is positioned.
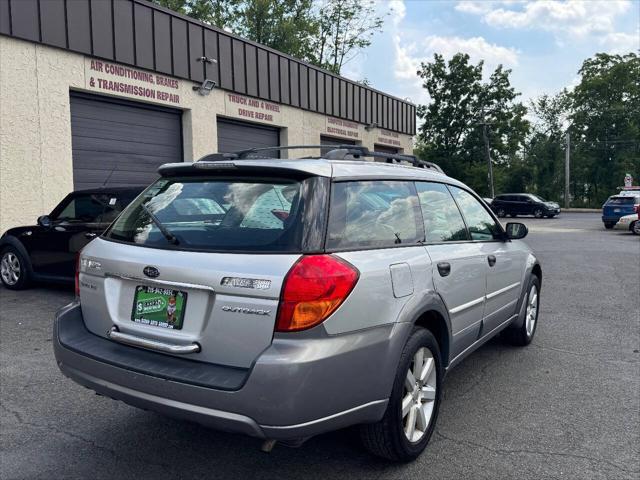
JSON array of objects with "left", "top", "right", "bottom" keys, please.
[{"left": 131, "top": 285, "right": 187, "bottom": 329}]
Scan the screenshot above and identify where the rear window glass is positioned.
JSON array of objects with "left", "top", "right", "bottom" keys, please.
[
  {"left": 607, "top": 196, "right": 638, "bottom": 205},
  {"left": 326, "top": 181, "right": 422, "bottom": 250},
  {"left": 104, "top": 177, "right": 305, "bottom": 252}
]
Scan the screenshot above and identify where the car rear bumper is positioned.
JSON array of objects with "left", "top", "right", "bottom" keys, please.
[
  {"left": 54, "top": 302, "right": 407, "bottom": 440},
  {"left": 602, "top": 215, "right": 622, "bottom": 223}
]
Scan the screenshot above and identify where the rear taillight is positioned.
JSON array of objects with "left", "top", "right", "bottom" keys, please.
[
  {"left": 74, "top": 252, "right": 81, "bottom": 298},
  {"left": 276, "top": 255, "right": 359, "bottom": 332}
]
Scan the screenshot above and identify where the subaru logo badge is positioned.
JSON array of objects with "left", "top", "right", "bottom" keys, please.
[{"left": 143, "top": 266, "right": 160, "bottom": 278}]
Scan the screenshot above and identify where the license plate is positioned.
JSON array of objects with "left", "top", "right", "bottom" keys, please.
[
  {"left": 131, "top": 285, "right": 187, "bottom": 330},
  {"left": 614, "top": 208, "right": 621, "bottom": 213}
]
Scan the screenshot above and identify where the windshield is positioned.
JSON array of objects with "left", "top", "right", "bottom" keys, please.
[{"left": 104, "top": 177, "right": 307, "bottom": 252}]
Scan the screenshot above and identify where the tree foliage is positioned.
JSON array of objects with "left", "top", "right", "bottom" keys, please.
[
  {"left": 312, "top": 0, "right": 385, "bottom": 74},
  {"left": 567, "top": 53, "right": 640, "bottom": 206},
  {"left": 151, "top": 0, "right": 385, "bottom": 74},
  {"left": 414, "top": 53, "right": 529, "bottom": 195}
]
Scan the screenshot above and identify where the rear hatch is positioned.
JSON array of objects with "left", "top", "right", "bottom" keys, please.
[
  {"left": 78, "top": 169, "right": 329, "bottom": 369},
  {"left": 603, "top": 196, "right": 640, "bottom": 218}
]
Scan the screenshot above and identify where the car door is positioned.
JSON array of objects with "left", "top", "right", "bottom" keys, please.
[
  {"left": 448, "top": 186, "right": 525, "bottom": 336},
  {"left": 29, "top": 193, "right": 111, "bottom": 279},
  {"left": 519, "top": 195, "right": 535, "bottom": 215},
  {"left": 416, "top": 182, "right": 487, "bottom": 359}
]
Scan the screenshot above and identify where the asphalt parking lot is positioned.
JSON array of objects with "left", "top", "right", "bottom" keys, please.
[{"left": 1, "top": 212, "right": 638, "bottom": 479}]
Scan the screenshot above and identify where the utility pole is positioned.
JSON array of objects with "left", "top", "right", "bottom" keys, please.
[
  {"left": 564, "top": 132, "right": 570, "bottom": 208},
  {"left": 481, "top": 122, "right": 495, "bottom": 198}
]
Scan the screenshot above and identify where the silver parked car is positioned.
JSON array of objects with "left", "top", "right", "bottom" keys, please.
[{"left": 54, "top": 146, "right": 541, "bottom": 461}]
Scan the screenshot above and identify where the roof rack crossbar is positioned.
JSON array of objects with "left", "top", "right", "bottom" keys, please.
[{"left": 195, "top": 145, "right": 443, "bottom": 173}]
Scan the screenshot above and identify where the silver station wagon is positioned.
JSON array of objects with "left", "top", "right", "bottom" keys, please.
[{"left": 54, "top": 146, "right": 541, "bottom": 461}]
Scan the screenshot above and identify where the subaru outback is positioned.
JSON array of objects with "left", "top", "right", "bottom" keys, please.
[{"left": 53, "top": 146, "right": 541, "bottom": 461}]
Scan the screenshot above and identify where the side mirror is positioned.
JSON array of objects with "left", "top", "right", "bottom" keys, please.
[
  {"left": 505, "top": 222, "right": 528, "bottom": 240},
  {"left": 37, "top": 215, "right": 51, "bottom": 228}
]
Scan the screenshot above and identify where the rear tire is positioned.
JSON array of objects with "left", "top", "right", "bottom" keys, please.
[
  {"left": 631, "top": 221, "right": 639, "bottom": 235},
  {"left": 604, "top": 223, "right": 614, "bottom": 229},
  {"left": 0, "top": 246, "right": 31, "bottom": 290},
  {"left": 496, "top": 208, "right": 506, "bottom": 218},
  {"left": 504, "top": 276, "right": 540, "bottom": 346},
  {"left": 360, "top": 328, "right": 443, "bottom": 462}
]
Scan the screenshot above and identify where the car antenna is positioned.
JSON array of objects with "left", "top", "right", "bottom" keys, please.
[{"left": 102, "top": 163, "right": 118, "bottom": 187}]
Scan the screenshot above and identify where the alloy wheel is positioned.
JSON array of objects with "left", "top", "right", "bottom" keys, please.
[
  {"left": 525, "top": 284, "right": 538, "bottom": 337},
  {"left": 534, "top": 209, "right": 543, "bottom": 218},
  {"left": 402, "top": 347, "right": 437, "bottom": 443},
  {"left": 1, "top": 252, "right": 21, "bottom": 286}
]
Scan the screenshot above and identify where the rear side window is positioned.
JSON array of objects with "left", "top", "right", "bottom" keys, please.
[
  {"left": 416, "top": 182, "right": 469, "bottom": 242},
  {"left": 327, "top": 181, "right": 422, "bottom": 250},
  {"left": 448, "top": 186, "right": 501, "bottom": 241},
  {"left": 105, "top": 177, "right": 308, "bottom": 252},
  {"left": 54, "top": 194, "right": 115, "bottom": 223}
]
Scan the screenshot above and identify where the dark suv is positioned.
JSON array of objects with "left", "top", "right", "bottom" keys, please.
[
  {"left": 491, "top": 194, "right": 560, "bottom": 218},
  {"left": 0, "top": 186, "right": 144, "bottom": 289}
]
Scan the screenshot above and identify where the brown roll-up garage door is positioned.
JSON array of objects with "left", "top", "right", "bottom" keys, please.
[
  {"left": 320, "top": 135, "right": 356, "bottom": 156},
  {"left": 217, "top": 118, "right": 280, "bottom": 156},
  {"left": 70, "top": 92, "right": 183, "bottom": 190}
]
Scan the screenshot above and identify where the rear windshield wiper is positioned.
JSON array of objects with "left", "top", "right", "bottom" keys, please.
[{"left": 141, "top": 203, "right": 179, "bottom": 245}]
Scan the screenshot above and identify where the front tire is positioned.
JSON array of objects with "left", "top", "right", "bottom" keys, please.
[
  {"left": 360, "top": 328, "right": 442, "bottom": 462},
  {"left": 504, "top": 276, "right": 540, "bottom": 346},
  {"left": 496, "top": 208, "right": 506, "bottom": 218},
  {"left": 0, "top": 246, "right": 30, "bottom": 290},
  {"left": 533, "top": 208, "right": 544, "bottom": 218},
  {"left": 631, "top": 221, "right": 639, "bottom": 235}
]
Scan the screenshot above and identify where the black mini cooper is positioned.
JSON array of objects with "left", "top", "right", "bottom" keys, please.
[{"left": 0, "top": 186, "right": 144, "bottom": 289}]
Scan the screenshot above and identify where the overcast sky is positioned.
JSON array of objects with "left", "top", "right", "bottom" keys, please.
[{"left": 342, "top": 0, "right": 640, "bottom": 106}]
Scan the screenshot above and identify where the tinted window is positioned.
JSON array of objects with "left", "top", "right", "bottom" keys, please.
[
  {"left": 105, "top": 177, "right": 306, "bottom": 252},
  {"left": 54, "top": 194, "right": 115, "bottom": 223},
  {"left": 416, "top": 182, "right": 469, "bottom": 242},
  {"left": 327, "top": 181, "right": 422, "bottom": 249},
  {"left": 607, "top": 196, "right": 639, "bottom": 205},
  {"left": 449, "top": 186, "right": 501, "bottom": 241}
]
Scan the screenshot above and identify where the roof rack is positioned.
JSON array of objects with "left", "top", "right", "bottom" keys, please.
[{"left": 197, "top": 145, "right": 444, "bottom": 173}]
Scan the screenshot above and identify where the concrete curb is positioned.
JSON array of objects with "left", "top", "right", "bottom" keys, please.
[{"left": 562, "top": 208, "right": 601, "bottom": 213}]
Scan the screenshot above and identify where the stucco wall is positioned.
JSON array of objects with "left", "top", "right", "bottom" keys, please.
[{"left": 0, "top": 37, "right": 413, "bottom": 234}]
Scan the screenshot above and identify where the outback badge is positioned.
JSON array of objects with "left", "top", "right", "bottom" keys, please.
[{"left": 143, "top": 266, "right": 160, "bottom": 278}]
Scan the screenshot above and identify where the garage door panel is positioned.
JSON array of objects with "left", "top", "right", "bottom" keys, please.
[
  {"left": 72, "top": 139, "right": 181, "bottom": 158},
  {"left": 71, "top": 93, "right": 182, "bottom": 190},
  {"left": 217, "top": 118, "right": 279, "bottom": 155},
  {"left": 70, "top": 97, "right": 178, "bottom": 130},
  {"left": 73, "top": 152, "right": 180, "bottom": 172},
  {"left": 70, "top": 119, "right": 181, "bottom": 144}
]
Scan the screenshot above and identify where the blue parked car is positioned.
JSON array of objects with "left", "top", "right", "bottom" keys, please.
[{"left": 602, "top": 188, "right": 640, "bottom": 229}]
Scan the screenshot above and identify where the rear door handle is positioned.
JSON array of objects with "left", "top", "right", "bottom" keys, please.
[
  {"left": 84, "top": 232, "right": 97, "bottom": 239},
  {"left": 487, "top": 255, "right": 497, "bottom": 267},
  {"left": 437, "top": 262, "right": 451, "bottom": 277}
]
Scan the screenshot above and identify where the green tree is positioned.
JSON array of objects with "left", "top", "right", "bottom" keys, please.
[
  {"left": 151, "top": 0, "right": 242, "bottom": 29},
  {"left": 152, "top": 0, "right": 386, "bottom": 75},
  {"left": 568, "top": 52, "right": 640, "bottom": 206},
  {"left": 414, "top": 53, "right": 529, "bottom": 195},
  {"left": 524, "top": 92, "right": 570, "bottom": 203},
  {"left": 237, "top": 0, "right": 318, "bottom": 61},
  {"left": 312, "top": 0, "right": 385, "bottom": 74}
]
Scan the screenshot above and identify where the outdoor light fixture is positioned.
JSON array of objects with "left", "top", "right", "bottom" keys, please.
[
  {"left": 193, "top": 79, "right": 217, "bottom": 96},
  {"left": 365, "top": 122, "right": 378, "bottom": 131}
]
